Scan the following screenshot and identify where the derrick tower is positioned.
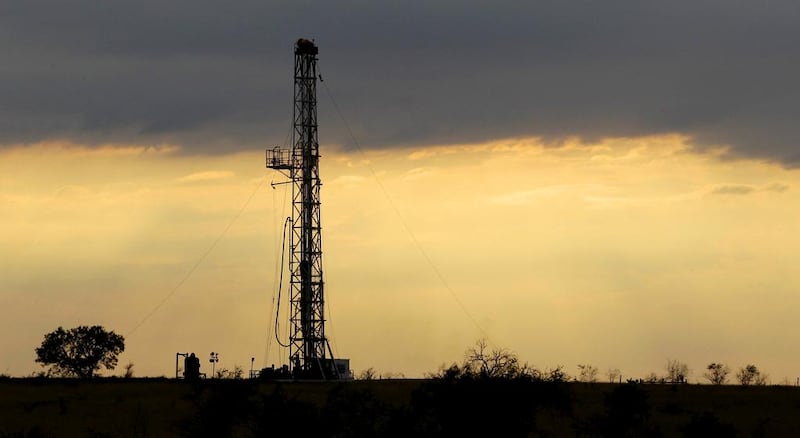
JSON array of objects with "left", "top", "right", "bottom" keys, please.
[{"left": 267, "top": 39, "right": 339, "bottom": 379}]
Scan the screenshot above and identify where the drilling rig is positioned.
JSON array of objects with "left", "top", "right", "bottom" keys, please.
[{"left": 266, "top": 39, "right": 349, "bottom": 380}]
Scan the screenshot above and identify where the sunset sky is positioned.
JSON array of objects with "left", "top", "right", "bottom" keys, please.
[{"left": 2, "top": 1, "right": 799, "bottom": 381}]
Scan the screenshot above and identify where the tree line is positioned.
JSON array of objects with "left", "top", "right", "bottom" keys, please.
[{"left": 29, "top": 326, "right": 778, "bottom": 386}]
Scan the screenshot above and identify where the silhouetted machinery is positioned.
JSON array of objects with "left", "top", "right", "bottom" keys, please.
[
  {"left": 176, "top": 352, "right": 202, "bottom": 379},
  {"left": 266, "top": 39, "right": 351, "bottom": 380}
]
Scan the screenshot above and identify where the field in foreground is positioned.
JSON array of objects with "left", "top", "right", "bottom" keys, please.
[{"left": 1, "top": 378, "right": 799, "bottom": 437}]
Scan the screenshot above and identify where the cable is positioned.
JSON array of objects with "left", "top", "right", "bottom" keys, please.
[
  {"left": 127, "top": 176, "right": 266, "bottom": 337},
  {"left": 274, "top": 216, "right": 292, "bottom": 348},
  {"left": 264, "top": 183, "right": 280, "bottom": 367},
  {"left": 277, "top": 183, "right": 290, "bottom": 368},
  {"left": 320, "top": 78, "right": 492, "bottom": 344},
  {"left": 264, "top": 167, "right": 291, "bottom": 366}
]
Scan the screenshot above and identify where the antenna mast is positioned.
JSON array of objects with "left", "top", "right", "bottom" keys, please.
[{"left": 267, "top": 39, "right": 339, "bottom": 379}]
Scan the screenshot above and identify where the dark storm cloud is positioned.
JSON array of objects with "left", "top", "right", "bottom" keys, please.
[{"left": 1, "top": 1, "right": 799, "bottom": 163}]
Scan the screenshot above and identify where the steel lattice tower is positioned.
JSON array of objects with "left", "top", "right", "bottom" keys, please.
[{"left": 267, "top": 39, "right": 336, "bottom": 378}]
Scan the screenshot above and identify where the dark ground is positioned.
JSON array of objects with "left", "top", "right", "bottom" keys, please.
[{"left": 1, "top": 378, "right": 799, "bottom": 437}]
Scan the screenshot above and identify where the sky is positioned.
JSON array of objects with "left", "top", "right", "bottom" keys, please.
[{"left": 1, "top": 1, "right": 799, "bottom": 381}]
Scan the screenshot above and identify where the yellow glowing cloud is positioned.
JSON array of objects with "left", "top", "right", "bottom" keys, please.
[
  {"left": 176, "top": 171, "right": 236, "bottom": 183},
  {"left": 1, "top": 135, "right": 798, "bottom": 380}
]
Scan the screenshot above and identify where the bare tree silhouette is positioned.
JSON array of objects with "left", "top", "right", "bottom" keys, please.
[
  {"left": 463, "top": 339, "right": 522, "bottom": 378},
  {"left": 736, "top": 364, "right": 767, "bottom": 386},
  {"left": 665, "top": 359, "right": 689, "bottom": 383},
  {"left": 577, "top": 364, "right": 599, "bottom": 382},
  {"left": 703, "top": 363, "right": 730, "bottom": 385},
  {"left": 607, "top": 368, "right": 622, "bottom": 383}
]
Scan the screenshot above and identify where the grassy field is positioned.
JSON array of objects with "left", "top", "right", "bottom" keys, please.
[{"left": 1, "top": 378, "right": 799, "bottom": 437}]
